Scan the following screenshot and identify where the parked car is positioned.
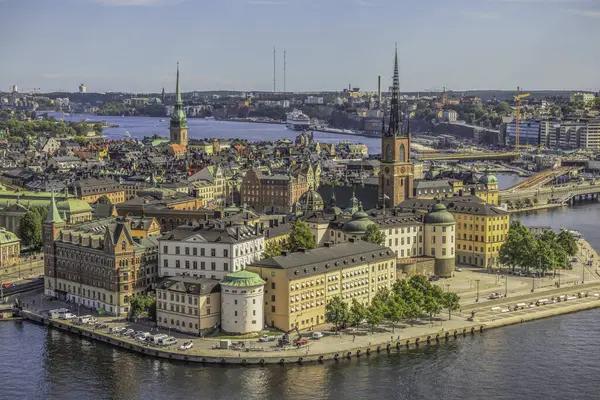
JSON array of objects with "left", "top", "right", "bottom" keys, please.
[
  {"left": 295, "top": 339, "right": 309, "bottom": 346},
  {"left": 488, "top": 293, "right": 505, "bottom": 300},
  {"left": 122, "top": 329, "right": 135, "bottom": 337},
  {"left": 258, "top": 335, "right": 270, "bottom": 342},
  {"left": 312, "top": 332, "right": 324, "bottom": 340},
  {"left": 60, "top": 313, "right": 77, "bottom": 320},
  {"left": 96, "top": 323, "right": 109, "bottom": 329},
  {"left": 429, "top": 276, "right": 440, "bottom": 282},
  {"left": 180, "top": 341, "right": 193, "bottom": 350}
]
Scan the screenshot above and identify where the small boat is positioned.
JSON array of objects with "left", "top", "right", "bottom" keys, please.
[
  {"left": 124, "top": 131, "right": 131, "bottom": 138},
  {"left": 159, "top": 119, "right": 165, "bottom": 122}
]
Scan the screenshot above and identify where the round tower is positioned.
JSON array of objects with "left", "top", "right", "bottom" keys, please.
[
  {"left": 424, "top": 202, "right": 456, "bottom": 277},
  {"left": 219, "top": 270, "right": 265, "bottom": 334}
]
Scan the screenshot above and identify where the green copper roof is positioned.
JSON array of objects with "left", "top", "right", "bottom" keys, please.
[
  {"left": 0, "top": 228, "right": 19, "bottom": 244},
  {"left": 219, "top": 270, "right": 266, "bottom": 287},
  {"left": 45, "top": 191, "right": 64, "bottom": 224},
  {"left": 424, "top": 202, "right": 455, "bottom": 225},
  {"left": 170, "top": 62, "right": 188, "bottom": 129}
]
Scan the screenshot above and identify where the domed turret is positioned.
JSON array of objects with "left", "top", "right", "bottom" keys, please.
[
  {"left": 478, "top": 168, "right": 498, "bottom": 185},
  {"left": 342, "top": 202, "right": 376, "bottom": 234},
  {"left": 424, "top": 202, "right": 455, "bottom": 225},
  {"left": 298, "top": 189, "right": 324, "bottom": 212}
]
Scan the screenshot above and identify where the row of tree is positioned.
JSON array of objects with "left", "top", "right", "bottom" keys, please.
[
  {"left": 325, "top": 275, "right": 460, "bottom": 333},
  {"left": 505, "top": 198, "right": 539, "bottom": 210},
  {"left": 499, "top": 221, "right": 578, "bottom": 274},
  {"left": 19, "top": 207, "right": 49, "bottom": 249}
]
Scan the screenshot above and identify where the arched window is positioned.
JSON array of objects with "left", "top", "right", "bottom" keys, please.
[
  {"left": 399, "top": 144, "right": 406, "bottom": 162},
  {"left": 385, "top": 144, "right": 392, "bottom": 162}
]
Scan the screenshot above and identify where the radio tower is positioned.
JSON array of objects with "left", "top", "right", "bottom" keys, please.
[
  {"left": 284, "top": 50, "right": 286, "bottom": 93},
  {"left": 273, "top": 47, "right": 276, "bottom": 93}
]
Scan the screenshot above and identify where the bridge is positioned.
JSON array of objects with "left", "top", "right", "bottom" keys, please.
[
  {"left": 415, "top": 152, "right": 519, "bottom": 162},
  {"left": 506, "top": 167, "right": 581, "bottom": 191},
  {"left": 499, "top": 181, "right": 600, "bottom": 205}
]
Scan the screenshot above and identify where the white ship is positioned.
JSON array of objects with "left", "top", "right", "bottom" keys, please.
[{"left": 286, "top": 109, "right": 311, "bottom": 131}]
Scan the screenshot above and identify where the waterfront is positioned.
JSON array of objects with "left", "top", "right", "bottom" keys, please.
[
  {"left": 50, "top": 113, "right": 383, "bottom": 153},
  {"left": 2, "top": 308, "right": 600, "bottom": 400}
]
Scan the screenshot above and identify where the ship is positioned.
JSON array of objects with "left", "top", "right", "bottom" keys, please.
[
  {"left": 124, "top": 131, "right": 131, "bottom": 138},
  {"left": 286, "top": 109, "right": 311, "bottom": 131}
]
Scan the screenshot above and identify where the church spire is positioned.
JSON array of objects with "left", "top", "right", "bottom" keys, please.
[
  {"left": 175, "top": 62, "right": 182, "bottom": 105},
  {"left": 386, "top": 43, "right": 405, "bottom": 137},
  {"left": 170, "top": 62, "right": 187, "bottom": 131},
  {"left": 46, "top": 191, "right": 63, "bottom": 224}
]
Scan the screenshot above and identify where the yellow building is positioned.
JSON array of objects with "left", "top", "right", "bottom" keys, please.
[
  {"left": 0, "top": 228, "right": 20, "bottom": 268},
  {"left": 247, "top": 241, "right": 396, "bottom": 331},
  {"left": 73, "top": 178, "right": 126, "bottom": 204}
]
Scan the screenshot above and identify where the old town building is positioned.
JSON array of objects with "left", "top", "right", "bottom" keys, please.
[
  {"left": 158, "top": 221, "right": 264, "bottom": 280},
  {"left": 44, "top": 195, "right": 160, "bottom": 316},
  {"left": 247, "top": 241, "right": 396, "bottom": 331},
  {"left": 71, "top": 178, "right": 126, "bottom": 204},
  {"left": 0, "top": 228, "right": 20, "bottom": 268}
]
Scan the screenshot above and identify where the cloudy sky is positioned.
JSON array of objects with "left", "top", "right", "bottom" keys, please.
[{"left": 1, "top": 0, "right": 599, "bottom": 93}]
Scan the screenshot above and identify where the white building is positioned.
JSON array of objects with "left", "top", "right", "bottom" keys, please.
[
  {"left": 219, "top": 270, "right": 265, "bottom": 334},
  {"left": 305, "top": 96, "right": 324, "bottom": 105},
  {"left": 158, "top": 222, "right": 265, "bottom": 280},
  {"left": 442, "top": 110, "right": 458, "bottom": 122}
]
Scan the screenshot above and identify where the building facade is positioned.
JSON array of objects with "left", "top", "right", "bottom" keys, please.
[
  {"left": 72, "top": 178, "right": 126, "bottom": 204},
  {"left": 43, "top": 205, "right": 160, "bottom": 316},
  {"left": 158, "top": 222, "right": 264, "bottom": 280},
  {"left": 0, "top": 228, "right": 20, "bottom": 268},
  {"left": 156, "top": 277, "right": 221, "bottom": 336},
  {"left": 247, "top": 241, "right": 396, "bottom": 331}
]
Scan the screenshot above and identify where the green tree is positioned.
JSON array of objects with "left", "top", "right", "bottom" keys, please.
[
  {"left": 557, "top": 230, "right": 578, "bottom": 257},
  {"left": 129, "top": 294, "right": 157, "bottom": 320},
  {"left": 287, "top": 220, "right": 316, "bottom": 252},
  {"left": 365, "top": 298, "right": 385, "bottom": 332},
  {"left": 533, "top": 197, "right": 539, "bottom": 205},
  {"left": 423, "top": 294, "right": 442, "bottom": 325},
  {"left": 263, "top": 241, "right": 283, "bottom": 258},
  {"left": 325, "top": 296, "right": 349, "bottom": 332},
  {"left": 499, "top": 221, "right": 535, "bottom": 272},
  {"left": 386, "top": 294, "right": 406, "bottom": 333},
  {"left": 19, "top": 210, "right": 42, "bottom": 248},
  {"left": 441, "top": 292, "right": 460, "bottom": 320},
  {"left": 363, "top": 224, "right": 386, "bottom": 246},
  {"left": 348, "top": 298, "right": 367, "bottom": 327},
  {"left": 96, "top": 195, "right": 112, "bottom": 205}
]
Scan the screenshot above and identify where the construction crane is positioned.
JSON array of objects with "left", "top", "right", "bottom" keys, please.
[{"left": 514, "top": 86, "right": 530, "bottom": 151}]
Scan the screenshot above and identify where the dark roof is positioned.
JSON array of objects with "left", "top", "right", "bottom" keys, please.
[
  {"left": 399, "top": 196, "right": 508, "bottom": 217},
  {"left": 159, "top": 222, "right": 261, "bottom": 244},
  {"left": 250, "top": 241, "right": 394, "bottom": 280},
  {"left": 158, "top": 276, "right": 220, "bottom": 295}
]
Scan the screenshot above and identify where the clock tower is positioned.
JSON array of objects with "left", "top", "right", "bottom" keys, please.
[{"left": 379, "top": 45, "right": 413, "bottom": 207}]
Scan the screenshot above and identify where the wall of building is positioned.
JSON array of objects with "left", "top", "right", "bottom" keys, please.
[{"left": 220, "top": 284, "right": 264, "bottom": 334}]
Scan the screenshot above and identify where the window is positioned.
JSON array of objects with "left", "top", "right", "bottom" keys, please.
[
  {"left": 431, "top": 248, "right": 436, "bottom": 257},
  {"left": 185, "top": 247, "right": 189, "bottom": 255},
  {"left": 234, "top": 311, "right": 238, "bottom": 316},
  {"left": 207, "top": 308, "right": 211, "bottom": 315},
  {"left": 211, "top": 262, "right": 216, "bottom": 270},
  {"left": 121, "top": 241, "right": 126, "bottom": 251},
  {"left": 201, "top": 262, "right": 205, "bottom": 270},
  {"left": 193, "top": 248, "right": 197, "bottom": 256},
  {"left": 432, "top": 236, "right": 436, "bottom": 244},
  {"left": 211, "top": 249, "right": 216, "bottom": 257},
  {"left": 271, "top": 282, "right": 275, "bottom": 290},
  {"left": 176, "top": 260, "right": 181, "bottom": 268},
  {"left": 185, "top": 260, "right": 190, "bottom": 269},
  {"left": 271, "top": 295, "right": 276, "bottom": 302},
  {"left": 442, "top": 248, "right": 447, "bottom": 256},
  {"left": 223, "top": 249, "right": 229, "bottom": 257},
  {"left": 200, "top": 248, "right": 205, "bottom": 256},
  {"left": 224, "top": 263, "right": 229, "bottom": 271},
  {"left": 163, "top": 246, "right": 168, "bottom": 254},
  {"left": 206, "top": 297, "right": 211, "bottom": 305},
  {"left": 175, "top": 246, "right": 180, "bottom": 255},
  {"left": 442, "top": 236, "right": 446, "bottom": 244},
  {"left": 271, "top": 306, "right": 276, "bottom": 313},
  {"left": 234, "top": 300, "right": 238, "bottom": 305},
  {"left": 193, "top": 261, "right": 198, "bottom": 269}
]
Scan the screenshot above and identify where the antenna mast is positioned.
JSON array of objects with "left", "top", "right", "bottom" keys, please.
[
  {"left": 284, "top": 49, "right": 286, "bottom": 93},
  {"left": 273, "top": 47, "right": 276, "bottom": 93}
]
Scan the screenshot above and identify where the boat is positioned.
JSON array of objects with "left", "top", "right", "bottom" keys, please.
[
  {"left": 124, "top": 131, "right": 131, "bottom": 138},
  {"left": 286, "top": 109, "right": 311, "bottom": 131},
  {"left": 205, "top": 116, "right": 215, "bottom": 120},
  {"left": 159, "top": 119, "right": 165, "bottom": 122}
]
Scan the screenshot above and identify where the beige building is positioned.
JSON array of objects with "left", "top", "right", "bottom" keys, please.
[
  {"left": 247, "top": 241, "right": 396, "bottom": 331},
  {"left": 219, "top": 270, "right": 265, "bottom": 334},
  {"left": 156, "top": 277, "right": 221, "bottom": 336},
  {"left": 0, "top": 228, "right": 20, "bottom": 268}
]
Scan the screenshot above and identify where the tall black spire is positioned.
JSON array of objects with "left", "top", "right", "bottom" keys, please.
[{"left": 385, "top": 43, "right": 405, "bottom": 137}]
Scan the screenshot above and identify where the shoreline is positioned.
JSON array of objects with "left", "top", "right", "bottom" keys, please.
[
  {"left": 15, "top": 286, "right": 600, "bottom": 365},
  {"left": 507, "top": 203, "right": 566, "bottom": 214}
]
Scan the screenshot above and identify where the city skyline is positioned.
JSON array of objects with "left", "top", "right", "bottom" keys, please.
[{"left": 1, "top": 0, "right": 599, "bottom": 93}]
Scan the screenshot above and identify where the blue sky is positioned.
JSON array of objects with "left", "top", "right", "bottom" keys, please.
[{"left": 1, "top": 0, "right": 599, "bottom": 93}]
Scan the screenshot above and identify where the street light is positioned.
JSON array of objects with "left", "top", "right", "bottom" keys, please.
[
  {"left": 531, "top": 275, "right": 535, "bottom": 292},
  {"left": 475, "top": 279, "right": 480, "bottom": 302},
  {"left": 505, "top": 275, "right": 508, "bottom": 297}
]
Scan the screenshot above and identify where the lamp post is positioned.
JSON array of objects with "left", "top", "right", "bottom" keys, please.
[
  {"left": 531, "top": 275, "right": 535, "bottom": 292},
  {"left": 475, "top": 279, "right": 480, "bottom": 302},
  {"left": 504, "top": 275, "right": 508, "bottom": 297}
]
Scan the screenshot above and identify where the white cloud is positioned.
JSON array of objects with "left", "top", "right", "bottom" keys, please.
[
  {"left": 460, "top": 10, "right": 500, "bottom": 19},
  {"left": 568, "top": 8, "right": 600, "bottom": 17}
]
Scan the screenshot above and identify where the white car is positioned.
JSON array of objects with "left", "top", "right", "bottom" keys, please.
[
  {"left": 258, "top": 335, "right": 270, "bottom": 342},
  {"left": 312, "top": 332, "right": 324, "bottom": 340},
  {"left": 60, "top": 313, "right": 77, "bottom": 320},
  {"left": 489, "top": 293, "right": 505, "bottom": 300},
  {"left": 180, "top": 341, "right": 193, "bottom": 350}
]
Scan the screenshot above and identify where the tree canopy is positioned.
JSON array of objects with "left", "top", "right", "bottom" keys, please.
[
  {"left": 287, "top": 220, "right": 316, "bottom": 252},
  {"left": 363, "top": 224, "right": 386, "bottom": 246},
  {"left": 19, "top": 210, "right": 42, "bottom": 249}
]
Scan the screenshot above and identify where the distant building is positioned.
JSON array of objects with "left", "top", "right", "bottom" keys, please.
[
  {"left": 442, "top": 110, "right": 458, "bottom": 122},
  {"left": 305, "top": 96, "right": 324, "bottom": 105},
  {"left": 570, "top": 92, "right": 595, "bottom": 105},
  {"left": 79, "top": 84, "right": 87, "bottom": 94},
  {"left": 169, "top": 64, "right": 188, "bottom": 149},
  {"left": 0, "top": 228, "right": 20, "bottom": 268}
]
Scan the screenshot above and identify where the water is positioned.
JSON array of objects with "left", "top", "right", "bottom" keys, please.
[
  {"left": 2, "top": 308, "right": 600, "bottom": 400},
  {"left": 48, "top": 113, "right": 382, "bottom": 153},
  {"left": 1, "top": 201, "right": 599, "bottom": 399}
]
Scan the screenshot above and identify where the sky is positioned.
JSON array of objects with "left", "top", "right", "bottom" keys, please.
[{"left": 1, "top": 0, "right": 599, "bottom": 93}]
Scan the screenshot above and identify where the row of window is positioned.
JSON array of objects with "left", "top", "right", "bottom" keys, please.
[{"left": 164, "top": 245, "right": 261, "bottom": 257}]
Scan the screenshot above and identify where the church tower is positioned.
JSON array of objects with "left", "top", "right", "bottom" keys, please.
[
  {"left": 170, "top": 63, "right": 188, "bottom": 148},
  {"left": 43, "top": 192, "right": 65, "bottom": 298},
  {"left": 379, "top": 44, "right": 414, "bottom": 207}
]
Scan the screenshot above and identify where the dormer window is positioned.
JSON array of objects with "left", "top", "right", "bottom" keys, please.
[{"left": 121, "top": 241, "right": 126, "bottom": 251}]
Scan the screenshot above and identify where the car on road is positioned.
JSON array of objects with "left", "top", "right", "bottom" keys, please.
[
  {"left": 38, "top": 275, "right": 44, "bottom": 279},
  {"left": 488, "top": 293, "right": 505, "bottom": 300},
  {"left": 295, "top": 339, "right": 309, "bottom": 346},
  {"left": 60, "top": 313, "right": 77, "bottom": 320},
  {"left": 109, "top": 327, "right": 125, "bottom": 334},
  {"left": 429, "top": 276, "right": 440, "bottom": 281},
  {"left": 95, "top": 323, "right": 109, "bottom": 329},
  {"left": 2, "top": 282, "right": 11, "bottom": 288},
  {"left": 122, "top": 329, "right": 135, "bottom": 337},
  {"left": 258, "top": 335, "right": 270, "bottom": 342},
  {"left": 312, "top": 332, "right": 324, "bottom": 340},
  {"left": 180, "top": 341, "right": 193, "bottom": 350}
]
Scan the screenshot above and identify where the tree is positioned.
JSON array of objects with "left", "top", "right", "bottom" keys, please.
[
  {"left": 348, "top": 298, "right": 367, "bottom": 327},
  {"left": 97, "top": 195, "right": 112, "bottom": 205},
  {"left": 287, "top": 220, "right": 316, "bottom": 252},
  {"left": 505, "top": 200, "right": 512, "bottom": 209},
  {"left": 386, "top": 294, "right": 406, "bottom": 333},
  {"left": 19, "top": 210, "right": 42, "bottom": 248},
  {"left": 442, "top": 292, "right": 460, "bottom": 320},
  {"left": 514, "top": 199, "right": 523, "bottom": 209},
  {"left": 129, "top": 294, "right": 157, "bottom": 320},
  {"left": 423, "top": 294, "right": 442, "bottom": 325},
  {"left": 365, "top": 298, "right": 385, "bottom": 332},
  {"left": 533, "top": 197, "right": 539, "bottom": 205},
  {"left": 325, "top": 296, "right": 349, "bottom": 332},
  {"left": 363, "top": 224, "right": 386, "bottom": 246},
  {"left": 557, "top": 230, "right": 578, "bottom": 257},
  {"left": 263, "top": 241, "right": 283, "bottom": 258},
  {"left": 499, "top": 221, "right": 535, "bottom": 272}
]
